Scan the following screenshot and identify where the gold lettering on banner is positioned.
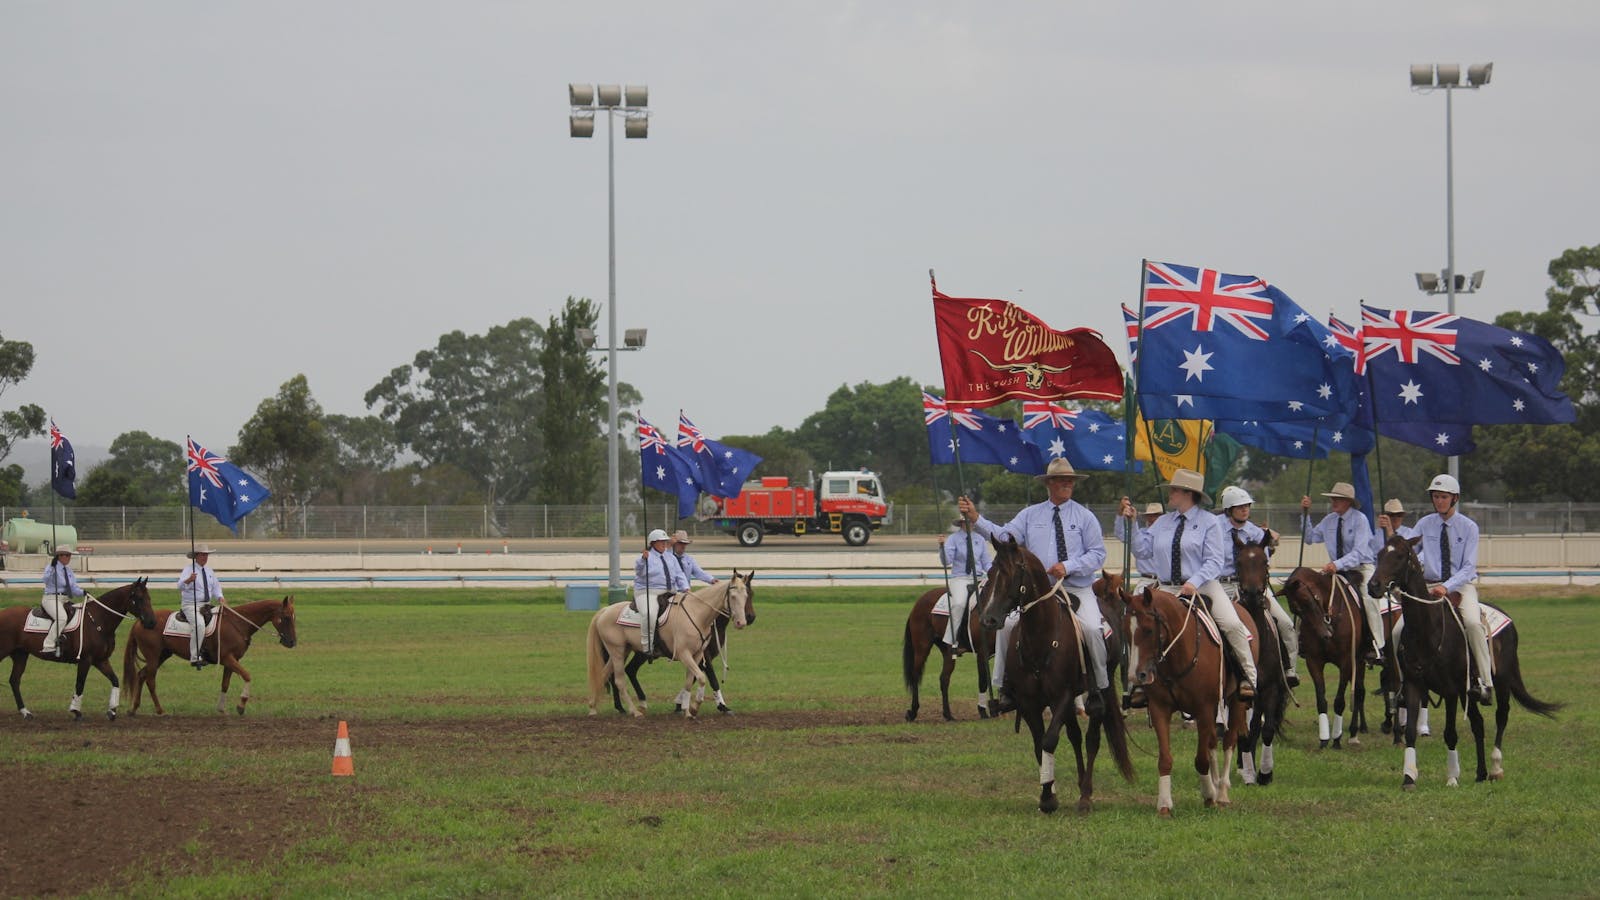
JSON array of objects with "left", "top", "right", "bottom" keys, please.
[{"left": 966, "top": 303, "right": 1076, "bottom": 363}]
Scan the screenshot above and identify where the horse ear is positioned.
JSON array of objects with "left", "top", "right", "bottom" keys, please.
[{"left": 1406, "top": 535, "right": 1422, "bottom": 548}]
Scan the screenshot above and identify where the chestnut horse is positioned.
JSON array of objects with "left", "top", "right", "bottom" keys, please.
[
  {"left": 1369, "top": 535, "right": 1560, "bottom": 789},
  {"left": 981, "top": 539, "right": 1134, "bottom": 814},
  {"left": 1, "top": 578, "right": 157, "bottom": 721},
  {"left": 1230, "top": 535, "right": 1290, "bottom": 786},
  {"left": 122, "top": 597, "right": 298, "bottom": 716},
  {"left": 1125, "top": 584, "right": 1258, "bottom": 816},
  {"left": 902, "top": 581, "right": 995, "bottom": 722},
  {"left": 1280, "top": 567, "right": 1367, "bottom": 750},
  {"left": 606, "top": 577, "right": 757, "bottom": 715}
]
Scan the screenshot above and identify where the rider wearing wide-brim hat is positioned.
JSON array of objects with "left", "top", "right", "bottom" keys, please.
[
  {"left": 634, "top": 529, "right": 688, "bottom": 655},
  {"left": 670, "top": 529, "right": 717, "bottom": 587},
  {"left": 1118, "top": 469, "right": 1259, "bottom": 708},
  {"left": 957, "top": 456, "right": 1112, "bottom": 717},
  {"left": 1300, "top": 482, "right": 1383, "bottom": 664},
  {"left": 1399, "top": 474, "right": 1493, "bottom": 703},
  {"left": 1215, "top": 485, "right": 1299, "bottom": 688},
  {"left": 178, "top": 543, "right": 226, "bottom": 669},
  {"left": 1375, "top": 497, "right": 1420, "bottom": 554},
  {"left": 1113, "top": 499, "right": 1166, "bottom": 585},
  {"left": 40, "top": 546, "right": 89, "bottom": 657}
]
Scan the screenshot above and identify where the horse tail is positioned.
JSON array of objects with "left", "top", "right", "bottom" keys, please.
[
  {"left": 585, "top": 611, "right": 607, "bottom": 706},
  {"left": 1102, "top": 693, "right": 1137, "bottom": 783},
  {"left": 901, "top": 618, "right": 917, "bottom": 692},
  {"left": 1498, "top": 626, "right": 1562, "bottom": 718},
  {"left": 121, "top": 627, "right": 143, "bottom": 692}
]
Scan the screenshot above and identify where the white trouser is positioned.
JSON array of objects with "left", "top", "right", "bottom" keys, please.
[
  {"left": 1346, "top": 564, "right": 1383, "bottom": 650},
  {"left": 184, "top": 600, "right": 209, "bottom": 662},
  {"left": 40, "top": 594, "right": 68, "bottom": 652},
  {"left": 994, "top": 586, "right": 1110, "bottom": 693},
  {"left": 1392, "top": 582, "right": 1492, "bottom": 688},
  {"left": 943, "top": 580, "right": 982, "bottom": 648},
  {"left": 1196, "top": 580, "right": 1258, "bottom": 688},
  {"left": 1225, "top": 582, "right": 1298, "bottom": 671},
  {"left": 633, "top": 589, "right": 660, "bottom": 654}
]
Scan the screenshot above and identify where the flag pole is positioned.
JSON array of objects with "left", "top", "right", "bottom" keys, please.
[
  {"left": 48, "top": 433, "right": 61, "bottom": 657},
  {"left": 1297, "top": 425, "right": 1320, "bottom": 569}
]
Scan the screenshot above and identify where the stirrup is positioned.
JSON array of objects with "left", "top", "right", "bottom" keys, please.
[
  {"left": 1237, "top": 681, "right": 1256, "bottom": 700},
  {"left": 1123, "top": 687, "right": 1148, "bottom": 710}
]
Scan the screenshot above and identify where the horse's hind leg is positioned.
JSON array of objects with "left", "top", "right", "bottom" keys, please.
[
  {"left": 1330, "top": 669, "right": 1348, "bottom": 750},
  {"left": 1067, "top": 712, "right": 1093, "bottom": 815},
  {"left": 92, "top": 658, "right": 122, "bottom": 721},
  {"left": 937, "top": 647, "right": 958, "bottom": 721},
  {"left": 1490, "top": 685, "right": 1510, "bottom": 780},
  {"left": 1443, "top": 694, "right": 1462, "bottom": 787},
  {"left": 1466, "top": 695, "right": 1489, "bottom": 783},
  {"left": 1197, "top": 701, "right": 1219, "bottom": 808},
  {"left": 9, "top": 652, "right": 33, "bottom": 720}
]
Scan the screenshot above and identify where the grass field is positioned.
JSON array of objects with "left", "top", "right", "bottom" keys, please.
[{"left": 1, "top": 584, "right": 1597, "bottom": 898}]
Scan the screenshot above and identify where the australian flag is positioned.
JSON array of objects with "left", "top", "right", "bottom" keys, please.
[
  {"left": 639, "top": 416, "right": 700, "bottom": 519},
  {"left": 1135, "top": 262, "right": 1359, "bottom": 423},
  {"left": 677, "top": 412, "right": 763, "bottom": 499},
  {"left": 1021, "top": 401, "right": 1139, "bottom": 472},
  {"left": 186, "top": 437, "right": 269, "bottom": 533},
  {"left": 1327, "top": 314, "right": 1476, "bottom": 455},
  {"left": 1362, "top": 304, "right": 1575, "bottom": 426},
  {"left": 49, "top": 419, "right": 76, "bottom": 500},
  {"left": 924, "top": 392, "right": 1042, "bottom": 474}
]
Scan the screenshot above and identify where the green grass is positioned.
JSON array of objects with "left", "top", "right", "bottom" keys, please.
[{"left": 3, "top": 587, "right": 1597, "bottom": 897}]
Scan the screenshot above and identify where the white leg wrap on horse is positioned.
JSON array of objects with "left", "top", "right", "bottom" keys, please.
[
  {"left": 713, "top": 689, "right": 725, "bottom": 705},
  {"left": 1240, "top": 751, "right": 1257, "bottom": 784},
  {"left": 1261, "top": 744, "right": 1275, "bottom": 774},
  {"left": 241, "top": 682, "right": 251, "bottom": 700},
  {"left": 1215, "top": 704, "right": 1228, "bottom": 727},
  {"left": 1318, "top": 712, "right": 1330, "bottom": 741},
  {"left": 1158, "top": 774, "right": 1173, "bottom": 811},
  {"left": 69, "top": 694, "right": 82, "bottom": 713},
  {"left": 1040, "top": 751, "right": 1055, "bottom": 786},
  {"left": 1398, "top": 707, "right": 1407, "bottom": 729},
  {"left": 1446, "top": 749, "right": 1461, "bottom": 786},
  {"left": 1404, "top": 747, "right": 1419, "bottom": 782},
  {"left": 1333, "top": 714, "right": 1344, "bottom": 740},
  {"left": 1490, "top": 747, "right": 1504, "bottom": 776},
  {"left": 676, "top": 690, "right": 690, "bottom": 707},
  {"left": 108, "top": 686, "right": 120, "bottom": 709},
  {"left": 218, "top": 692, "right": 227, "bottom": 712},
  {"left": 978, "top": 691, "right": 987, "bottom": 709},
  {"left": 1419, "top": 707, "right": 1431, "bottom": 735}
]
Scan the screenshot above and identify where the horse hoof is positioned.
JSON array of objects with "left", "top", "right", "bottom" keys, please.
[
  {"left": 20, "top": 709, "right": 32, "bottom": 721},
  {"left": 237, "top": 707, "right": 247, "bottom": 716},
  {"left": 1157, "top": 807, "right": 1173, "bottom": 819},
  {"left": 1419, "top": 728, "right": 1431, "bottom": 737},
  {"left": 1381, "top": 721, "right": 1392, "bottom": 735},
  {"left": 1076, "top": 799, "right": 1093, "bottom": 816},
  {"left": 1318, "top": 740, "right": 1329, "bottom": 751},
  {"left": 1039, "top": 792, "right": 1059, "bottom": 815},
  {"left": 1489, "top": 771, "right": 1504, "bottom": 782},
  {"left": 106, "top": 710, "right": 116, "bottom": 722},
  {"left": 587, "top": 710, "right": 597, "bottom": 717},
  {"left": 905, "top": 710, "right": 916, "bottom": 722},
  {"left": 717, "top": 704, "right": 732, "bottom": 714},
  {"left": 978, "top": 707, "right": 990, "bottom": 720},
  {"left": 1331, "top": 739, "right": 1343, "bottom": 750},
  {"left": 71, "top": 710, "right": 82, "bottom": 722},
  {"left": 942, "top": 712, "right": 954, "bottom": 722},
  {"left": 1402, "top": 776, "right": 1416, "bottom": 791},
  {"left": 1257, "top": 771, "right": 1274, "bottom": 787},
  {"left": 1446, "top": 777, "right": 1459, "bottom": 788},
  {"left": 1217, "top": 799, "right": 1231, "bottom": 809},
  {"left": 1204, "top": 798, "right": 1216, "bottom": 809}
]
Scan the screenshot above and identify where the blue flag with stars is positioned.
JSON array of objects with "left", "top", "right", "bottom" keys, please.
[
  {"left": 639, "top": 416, "right": 701, "bottom": 519},
  {"left": 677, "top": 411, "right": 763, "bottom": 499},
  {"left": 1021, "top": 401, "right": 1140, "bottom": 472},
  {"left": 186, "top": 437, "right": 269, "bottom": 533},
  {"left": 923, "top": 392, "right": 1042, "bottom": 474}
]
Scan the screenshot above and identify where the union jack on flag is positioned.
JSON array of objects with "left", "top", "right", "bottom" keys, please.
[
  {"left": 1362, "top": 308, "right": 1460, "bottom": 366},
  {"left": 676, "top": 411, "right": 706, "bottom": 453},
  {"left": 50, "top": 419, "right": 76, "bottom": 499},
  {"left": 1121, "top": 304, "right": 1140, "bottom": 364},
  {"left": 1327, "top": 314, "right": 1367, "bottom": 375},
  {"left": 1022, "top": 401, "right": 1080, "bottom": 431},
  {"left": 185, "top": 437, "right": 268, "bottom": 532},
  {"left": 922, "top": 391, "right": 982, "bottom": 430},
  {"left": 638, "top": 416, "right": 670, "bottom": 454},
  {"left": 1143, "top": 262, "right": 1274, "bottom": 340},
  {"left": 186, "top": 438, "right": 227, "bottom": 490}
]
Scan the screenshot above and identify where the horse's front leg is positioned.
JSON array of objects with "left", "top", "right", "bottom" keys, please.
[
  {"left": 678, "top": 652, "right": 709, "bottom": 719},
  {"left": 937, "top": 646, "right": 958, "bottom": 721},
  {"left": 1443, "top": 693, "right": 1462, "bottom": 787},
  {"left": 9, "top": 652, "right": 33, "bottom": 719},
  {"left": 1019, "top": 705, "right": 1055, "bottom": 814},
  {"left": 1151, "top": 701, "right": 1175, "bottom": 817},
  {"left": 622, "top": 652, "right": 649, "bottom": 712},
  {"left": 1196, "top": 699, "right": 1221, "bottom": 808},
  {"left": 92, "top": 657, "right": 122, "bottom": 721},
  {"left": 1310, "top": 662, "right": 1332, "bottom": 750},
  {"left": 1349, "top": 662, "right": 1366, "bottom": 745},
  {"left": 220, "top": 656, "right": 252, "bottom": 716},
  {"left": 1330, "top": 667, "right": 1349, "bottom": 750},
  {"left": 1402, "top": 681, "right": 1423, "bottom": 790},
  {"left": 1038, "top": 693, "right": 1079, "bottom": 814},
  {"left": 69, "top": 660, "right": 93, "bottom": 721},
  {"left": 1466, "top": 695, "right": 1488, "bottom": 783}
]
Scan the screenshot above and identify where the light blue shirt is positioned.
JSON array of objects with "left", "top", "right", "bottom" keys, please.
[
  {"left": 972, "top": 500, "right": 1105, "bottom": 588},
  {"left": 1302, "top": 511, "right": 1375, "bottom": 570},
  {"left": 1113, "top": 517, "right": 1159, "bottom": 578},
  {"left": 177, "top": 564, "right": 224, "bottom": 606},
  {"left": 943, "top": 531, "right": 992, "bottom": 578},
  {"left": 1217, "top": 519, "right": 1271, "bottom": 579},
  {"left": 1415, "top": 510, "right": 1478, "bottom": 593},
  {"left": 1132, "top": 507, "right": 1224, "bottom": 589},
  {"left": 673, "top": 551, "right": 716, "bottom": 585},
  {"left": 634, "top": 549, "right": 688, "bottom": 593},
  {"left": 43, "top": 561, "right": 84, "bottom": 597},
  {"left": 1372, "top": 523, "right": 1421, "bottom": 558}
]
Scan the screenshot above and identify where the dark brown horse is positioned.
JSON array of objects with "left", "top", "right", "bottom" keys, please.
[
  {"left": 1125, "top": 584, "right": 1257, "bottom": 816},
  {"left": 1281, "top": 567, "right": 1367, "bottom": 750},
  {"left": 607, "top": 576, "right": 757, "bottom": 715},
  {"left": 902, "top": 579, "right": 995, "bottom": 722},
  {"left": 1, "top": 578, "right": 157, "bottom": 721},
  {"left": 981, "top": 539, "right": 1134, "bottom": 814},
  {"left": 122, "top": 597, "right": 298, "bottom": 716},
  {"left": 1369, "top": 534, "right": 1560, "bottom": 789},
  {"left": 1231, "top": 534, "right": 1290, "bottom": 785}
]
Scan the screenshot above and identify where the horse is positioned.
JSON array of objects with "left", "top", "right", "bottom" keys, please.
[
  {"left": 586, "top": 571, "right": 752, "bottom": 718},
  {"left": 1230, "top": 534, "right": 1290, "bottom": 786},
  {"left": 606, "top": 576, "right": 757, "bottom": 716},
  {"left": 121, "top": 597, "right": 298, "bottom": 716},
  {"left": 1369, "top": 534, "right": 1561, "bottom": 789},
  {"left": 1093, "top": 570, "right": 1134, "bottom": 694},
  {"left": 902, "top": 577, "right": 995, "bottom": 722},
  {"left": 1280, "top": 567, "right": 1367, "bottom": 750},
  {"left": 1, "top": 578, "right": 157, "bottom": 721},
  {"left": 981, "top": 539, "right": 1134, "bottom": 814},
  {"left": 1124, "top": 583, "right": 1257, "bottom": 816}
]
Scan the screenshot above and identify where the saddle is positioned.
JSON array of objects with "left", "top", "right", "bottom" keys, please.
[
  {"left": 175, "top": 605, "right": 214, "bottom": 626},
  {"left": 164, "top": 609, "right": 220, "bottom": 640},
  {"left": 31, "top": 600, "right": 76, "bottom": 620}
]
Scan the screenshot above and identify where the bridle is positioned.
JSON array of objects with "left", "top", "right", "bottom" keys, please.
[
  {"left": 677, "top": 575, "right": 748, "bottom": 652},
  {"left": 1132, "top": 590, "right": 1201, "bottom": 683}
]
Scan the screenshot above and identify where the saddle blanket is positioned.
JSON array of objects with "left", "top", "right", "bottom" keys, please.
[
  {"left": 1482, "top": 603, "right": 1512, "bottom": 639},
  {"left": 163, "top": 611, "right": 219, "bottom": 640},
  {"left": 23, "top": 607, "right": 83, "bottom": 636},
  {"left": 616, "top": 604, "right": 670, "bottom": 629}
]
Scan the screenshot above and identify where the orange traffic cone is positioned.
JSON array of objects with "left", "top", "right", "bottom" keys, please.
[{"left": 331, "top": 720, "right": 354, "bottom": 776}]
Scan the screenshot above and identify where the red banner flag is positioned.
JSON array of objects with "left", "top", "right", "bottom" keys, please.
[{"left": 933, "top": 288, "right": 1123, "bottom": 407}]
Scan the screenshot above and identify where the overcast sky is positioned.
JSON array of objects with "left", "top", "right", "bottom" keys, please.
[{"left": 3, "top": 2, "right": 1595, "bottom": 460}]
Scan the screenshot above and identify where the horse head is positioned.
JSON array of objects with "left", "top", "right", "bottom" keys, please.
[
  {"left": 1282, "top": 567, "right": 1333, "bottom": 640},
  {"left": 1124, "top": 585, "right": 1166, "bottom": 687},
  {"left": 726, "top": 570, "right": 751, "bottom": 630},
  {"left": 1370, "top": 533, "right": 1424, "bottom": 601},
  {"left": 739, "top": 570, "right": 756, "bottom": 626},
  {"left": 1231, "top": 532, "right": 1274, "bottom": 614},
  {"left": 126, "top": 577, "right": 158, "bottom": 630},
  {"left": 1092, "top": 569, "right": 1132, "bottom": 622},
  {"left": 273, "top": 596, "right": 298, "bottom": 648},
  {"left": 979, "top": 537, "right": 1047, "bottom": 632}
]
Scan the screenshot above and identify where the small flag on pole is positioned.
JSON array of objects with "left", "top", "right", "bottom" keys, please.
[
  {"left": 186, "top": 437, "right": 269, "bottom": 533},
  {"left": 49, "top": 420, "right": 76, "bottom": 500}
]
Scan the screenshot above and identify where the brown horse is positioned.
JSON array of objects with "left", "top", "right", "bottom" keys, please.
[
  {"left": 1369, "top": 535, "right": 1560, "bottom": 789},
  {"left": 606, "top": 576, "right": 757, "bottom": 715},
  {"left": 1280, "top": 567, "right": 1366, "bottom": 750},
  {"left": 902, "top": 580, "right": 995, "bottom": 722},
  {"left": 1125, "top": 584, "right": 1257, "bottom": 816},
  {"left": 586, "top": 572, "right": 751, "bottom": 718},
  {"left": 981, "top": 539, "right": 1134, "bottom": 814},
  {"left": 1231, "top": 535, "right": 1290, "bottom": 786},
  {"left": 122, "top": 597, "right": 298, "bottom": 716},
  {"left": 1, "top": 578, "right": 157, "bottom": 721}
]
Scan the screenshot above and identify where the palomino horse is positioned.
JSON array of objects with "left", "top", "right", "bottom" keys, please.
[
  {"left": 1125, "top": 584, "right": 1258, "bottom": 816},
  {"left": 1369, "top": 535, "right": 1560, "bottom": 789},
  {"left": 122, "top": 597, "right": 298, "bottom": 716},
  {"left": 586, "top": 571, "right": 751, "bottom": 718},
  {"left": 1230, "top": 535, "right": 1290, "bottom": 786},
  {"left": 902, "top": 580, "right": 995, "bottom": 722},
  {"left": 607, "top": 577, "right": 757, "bottom": 716},
  {"left": 981, "top": 539, "right": 1134, "bottom": 814},
  {"left": 1280, "top": 567, "right": 1367, "bottom": 750},
  {"left": 1, "top": 578, "right": 157, "bottom": 721}
]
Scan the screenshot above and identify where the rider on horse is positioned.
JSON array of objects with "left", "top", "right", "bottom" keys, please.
[
  {"left": 1397, "top": 473, "right": 1493, "bottom": 704},
  {"left": 178, "top": 544, "right": 225, "bottom": 669},
  {"left": 1216, "top": 485, "right": 1299, "bottom": 688},
  {"left": 634, "top": 529, "right": 688, "bottom": 655},
  {"left": 1113, "top": 502, "right": 1165, "bottom": 587},
  {"left": 941, "top": 517, "right": 991, "bottom": 652},
  {"left": 671, "top": 530, "right": 718, "bottom": 587},
  {"left": 41, "top": 547, "right": 88, "bottom": 657},
  {"left": 1375, "top": 497, "right": 1420, "bottom": 549},
  {"left": 1301, "top": 482, "right": 1383, "bottom": 665},
  {"left": 1119, "top": 468, "right": 1258, "bottom": 709},
  {"left": 957, "top": 457, "right": 1112, "bottom": 717}
]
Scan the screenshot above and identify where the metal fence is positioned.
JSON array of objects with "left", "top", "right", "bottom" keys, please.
[{"left": 6, "top": 501, "right": 1600, "bottom": 542}]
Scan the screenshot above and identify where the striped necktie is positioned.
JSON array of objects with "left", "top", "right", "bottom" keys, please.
[
  {"left": 1171, "top": 514, "right": 1186, "bottom": 585},
  {"left": 1440, "top": 522, "right": 1452, "bottom": 580},
  {"left": 1053, "top": 505, "right": 1068, "bottom": 564},
  {"left": 1335, "top": 515, "right": 1346, "bottom": 561}
]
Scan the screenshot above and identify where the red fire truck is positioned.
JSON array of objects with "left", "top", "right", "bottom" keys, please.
[{"left": 705, "top": 470, "right": 891, "bottom": 547}]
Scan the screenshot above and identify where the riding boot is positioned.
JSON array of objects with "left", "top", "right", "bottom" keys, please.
[
  {"left": 1124, "top": 685, "right": 1148, "bottom": 709},
  {"left": 989, "top": 684, "right": 1017, "bottom": 715}
]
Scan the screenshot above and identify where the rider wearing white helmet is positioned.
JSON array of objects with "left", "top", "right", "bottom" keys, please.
[
  {"left": 1301, "top": 482, "right": 1383, "bottom": 665},
  {"left": 634, "top": 529, "right": 688, "bottom": 654},
  {"left": 1215, "top": 486, "right": 1299, "bottom": 687},
  {"left": 1402, "top": 474, "right": 1493, "bottom": 702}
]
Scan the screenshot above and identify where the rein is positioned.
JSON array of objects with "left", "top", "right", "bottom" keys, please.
[
  {"left": 676, "top": 580, "right": 743, "bottom": 656},
  {"left": 1327, "top": 574, "right": 1362, "bottom": 673},
  {"left": 1383, "top": 550, "right": 1473, "bottom": 700},
  {"left": 1146, "top": 592, "right": 1201, "bottom": 683}
]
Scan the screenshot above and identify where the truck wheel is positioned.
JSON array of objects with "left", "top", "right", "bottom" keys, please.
[
  {"left": 842, "top": 520, "right": 870, "bottom": 547},
  {"left": 736, "top": 521, "right": 764, "bottom": 548}
]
